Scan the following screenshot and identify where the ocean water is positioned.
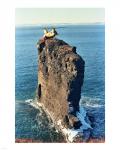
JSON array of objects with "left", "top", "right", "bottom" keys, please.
[{"left": 15, "top": 25, "right": 105, "bottom": 142}]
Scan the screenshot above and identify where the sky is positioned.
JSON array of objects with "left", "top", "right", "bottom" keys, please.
[{"left": 15, "top": 8, "right": 105, "bottom": 26}]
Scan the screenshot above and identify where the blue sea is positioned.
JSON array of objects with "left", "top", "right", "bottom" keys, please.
[{"left": 15, "top": 24, "right": 105, "bottom": 142}]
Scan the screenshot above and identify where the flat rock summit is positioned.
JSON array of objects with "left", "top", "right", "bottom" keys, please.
[{"left": 36, "top": 37, "right": 91, "bottom": 142}]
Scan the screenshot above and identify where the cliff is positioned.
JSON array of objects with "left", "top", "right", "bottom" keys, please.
[{"left": 36, "top": 37, "right": 91, "bottom": 142}]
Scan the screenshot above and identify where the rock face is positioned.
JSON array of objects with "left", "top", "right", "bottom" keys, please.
[{"left": 37, "top": 37, "right": 85, "bottom": 131}]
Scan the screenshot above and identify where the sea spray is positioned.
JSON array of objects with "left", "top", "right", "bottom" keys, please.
[{"left": 25, "top": 98, "right": 93, "bottom": 142}]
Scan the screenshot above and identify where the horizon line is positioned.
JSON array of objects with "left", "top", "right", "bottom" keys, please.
[{"left": 15, "top": 22, "right": 105, "bottom": 27}]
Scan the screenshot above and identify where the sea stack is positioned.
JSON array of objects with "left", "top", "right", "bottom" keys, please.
[{"left": 36, "top": 36, "right": 90, "bottom": 142}]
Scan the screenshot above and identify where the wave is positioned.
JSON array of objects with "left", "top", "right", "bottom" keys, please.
[
  {"left": 24, "top": 98, "right": 101, "bottom": 141},
  {"left": 16, "top": 97, "right": 104, "bottom": 142},
  {"left": 25, "top": 99, "right": 42, "bottom": 110},
  {"left": 16, "top": 95, "right": 104, "bottom": 109},
  {"left": 80, "top": 96, "right": 104, "bottom": 108},
  {"left": 24, "top": 99, "right": 92, "bottom": 142},
  {"left": 16, "top": 96, "right": 104, "bottom": 109}
]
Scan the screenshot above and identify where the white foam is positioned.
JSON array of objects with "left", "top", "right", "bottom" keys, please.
[
  {"left": 25, "top": 99, "right": 40, "bottom": 110},
  {"left": 76, "top": 106, "right": 92, "bottom": 130},
  {"left": 25, "top": 99, "right": 33, "bottom": 103},
  {"left": 80, "top": 96, "right": 104, "bottom": 108},
  {"left": 57, "top": 106, "right": 92, "bottom": 142},
  {"left": 25, "top": 99, "right": 92, "bottom": 142},
  {"left": 57, "top": 120, "right": 82, "bottom": 142},
  {"left": 85, "top": 103, "right": 104, "bottom": 108}
]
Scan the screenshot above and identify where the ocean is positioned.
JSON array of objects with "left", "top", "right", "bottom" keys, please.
[{"left": 15, "top": 24, "right": 105, "bottom": 142}]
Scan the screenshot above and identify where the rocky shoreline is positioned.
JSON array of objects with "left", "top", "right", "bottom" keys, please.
[{"left": 22, "top": 97, "right": 105, "bottom": 143}]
